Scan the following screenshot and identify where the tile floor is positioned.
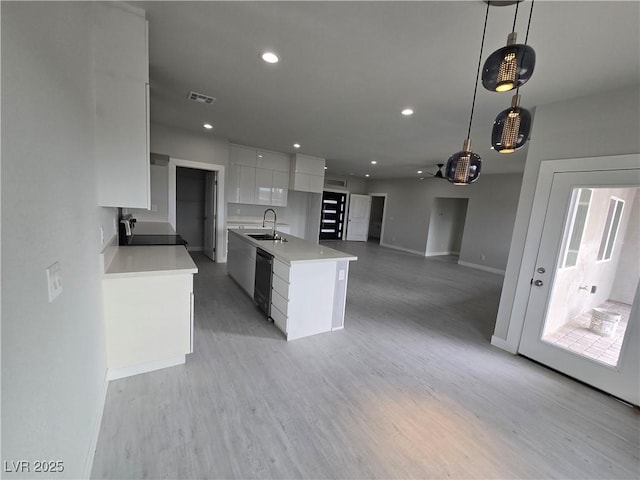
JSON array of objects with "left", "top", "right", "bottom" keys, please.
[{"left": 543, "top": 300, "right": 631, "bottom": 366}]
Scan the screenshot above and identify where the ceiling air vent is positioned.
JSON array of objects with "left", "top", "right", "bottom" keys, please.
[{"left": 187, "top": 91, "right": 216, "bottom": 104}]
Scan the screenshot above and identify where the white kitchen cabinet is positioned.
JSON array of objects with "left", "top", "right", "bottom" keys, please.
[
  {"left": 230, "top": 144, "right": 258, "bottom": 167},
  {"left": 94, "top": 3, "right": 150, "bottom": 208},
  {"left": 228, "top": 144, "right": 290, "bottom": 206},
  {"left": 255, "top": 168, "right": 274, "bottom": 205},
  {"left": 257, "top": 151, "right": 290, "bottom": 172},
  {"left": 228, "top": 164, "right": 257, "bottom": 204},
  {"left": 238, "top": 166, "right": 256, "bottom": 204},
  {"left": 290, "top": 154, "right": 326, "bottom": 193},
  {"left": 270, "top": 259, "right": 341, "bottom": 340},
  {"left": 272, "top": 171, "right": 289, "bottom": 206},
  {"left": 227, "top": 230, "right": 257, "bottom": 296},
  {"left": 103, "top": 272, "right": 193, "bottom": 378}
]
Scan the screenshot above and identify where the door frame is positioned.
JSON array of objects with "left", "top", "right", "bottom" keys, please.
[
  {"left": 168, "top": 158, "right": 227, "bottom": 262},
  {"left": 497, "top": 154, "right": 639, "bottom": 353}
]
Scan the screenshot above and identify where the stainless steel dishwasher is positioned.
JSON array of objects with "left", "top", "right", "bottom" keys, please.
[{"left": 254, "top": 248, "right": 273, "bottom": 318}]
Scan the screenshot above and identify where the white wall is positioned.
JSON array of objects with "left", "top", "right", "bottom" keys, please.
[
  {"left": 426, "top": 198, "right": 468, "bottom": 256},
  {"left": 493, "top": 85, "right": 640, "bottom": 349},
  {"left": 2, "top": 3, "right": 113, "bottom": 477},
  {"left": 366, "top": 173, "right": 522, "bottom": 272},
  {"left": 324, "top": 173, "right": 368, "bottom": 194},
  {"left": 611, "top": 193, "right": 640, "bottom": 304},
  {"left": 151, "top": 122, "right": 229, "bottom": 167}
]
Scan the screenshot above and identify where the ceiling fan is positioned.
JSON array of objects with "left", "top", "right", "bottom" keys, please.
[{"left": 424, "top": 163, "right": 445, "bottom": 179}]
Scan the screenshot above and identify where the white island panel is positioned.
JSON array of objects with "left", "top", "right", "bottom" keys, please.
[{"left": 287, "top": 262, "right": 335, "bottom": 340}]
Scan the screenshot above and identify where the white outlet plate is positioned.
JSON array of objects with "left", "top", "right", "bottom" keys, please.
[{"left": 46, "top": 261, "right": 63, "bottom": 302}]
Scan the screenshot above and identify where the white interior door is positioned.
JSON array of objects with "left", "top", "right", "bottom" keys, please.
[
  {"left": 519, "top": 168, "right": 640, "bottom": 405},
  {"left": 203, "top": 171, "right": 216, "bottom": 261},
  {"left": 346, "top": 194, "right": 371, "bottom": 241}
]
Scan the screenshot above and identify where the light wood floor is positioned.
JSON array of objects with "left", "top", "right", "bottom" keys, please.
[{"left": 91, "top": 241, "right": 639, "bottom": 479}]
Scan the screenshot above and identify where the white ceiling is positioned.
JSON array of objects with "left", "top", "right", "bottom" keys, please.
[{"left": 135, "top": 1, "right": 640, "bottom": 179}]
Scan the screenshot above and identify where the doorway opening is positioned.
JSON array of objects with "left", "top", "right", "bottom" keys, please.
[
  {"left": 168, "top": 158, "right": 225, "bottom": 262},
  {"left": 176, "top": 168, "right": 217, "bottom": 261},
  {"left": 319, "top": 191, "right": 347, "bottom": 240},
  {"left": 425, "top": 198, "right": 469, "bottom": 259},
  {"left": 368, "top": 196, "right": 386, "bottom": 243},
  {"left": 176, "top": 167, "right": 206, "bottom": 251}
]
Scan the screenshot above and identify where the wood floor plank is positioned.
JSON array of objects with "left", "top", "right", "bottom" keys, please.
[{"left": 91, "top": 242, "right": 639, "bottom": 479}]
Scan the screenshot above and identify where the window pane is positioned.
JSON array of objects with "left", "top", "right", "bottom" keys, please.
[
  {"left": 563, "top": 189, "right": 592, "bottom": 268},
  {"left": 604, "top": 201, "right": 624, "bottom": 260}
]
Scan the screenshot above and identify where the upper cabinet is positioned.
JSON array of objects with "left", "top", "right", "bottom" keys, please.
[
  {"left": 228, "top": 145, "right": 290, "bottom": 206},
  {"left": 290, "top": 154, "right": 325, "bottom": 193},
  {"left": 94, "top": 3, "right": 150, "bottom": 208}
]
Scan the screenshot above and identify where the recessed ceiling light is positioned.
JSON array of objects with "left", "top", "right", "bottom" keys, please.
[
  {"left": 371, "top": 160, "right": 377, "bottom": 165},
  {"left": 261, "top": 51, "right": 279, "bottom": 64},
  {"left": 365, "top": 174, "right": 370, "bottom": 178},
  {"left": 293, "top": 143, "right": 301, "bottom": 149},
  {"left": 417, "top": 170, "right": 423, "bottom": 174},
  {"left": 203, "top": 123, "right": 213, "bottom": 130},
  {"left": 258, "top": 154, "right": 263, "bottom": 158},
  {"left": 324, "top": 166, "right": 328, "bottom": 170},
  {"left": 402, "top": 108, "right": 414, "bottom": 116},
  {"left": 419, "top": 177, "right": 425, "bottom": 180}
]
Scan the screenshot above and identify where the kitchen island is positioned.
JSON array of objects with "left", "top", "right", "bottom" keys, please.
[{"left": 227, "top": 229, "right": 357, "bottom": 341}]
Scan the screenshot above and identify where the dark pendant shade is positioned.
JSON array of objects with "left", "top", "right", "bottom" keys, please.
[
  {"left": 445, "top": 140, "right": 482, "bottom": 185},
  {"left": 482, "top": 35, "right": 535, "bottom": 92},
  {"left": 491, "top": 95, "right": 532, "bottom": 153}
]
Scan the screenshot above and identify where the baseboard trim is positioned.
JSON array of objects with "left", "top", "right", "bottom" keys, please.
[
  {"left": 458, "top": 260, "right": 505, "bottom": 276},
  {"left": 379, "top": 242, "right": 424, "bottom": 256},
  {"left": 491, "top": 335, "right": 518, "bottom": 354},
  {"left": 83, "top": 370, "right": 109, "bottom": 479},
  {"left": 107, "top": 355, "right": 185, "bottom": 381},
  {"left": 425, "top": 251, "right": 460, "bottom": 257}
]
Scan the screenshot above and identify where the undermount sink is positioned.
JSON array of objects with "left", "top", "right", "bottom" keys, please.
[{"left": 248, "top": 233, "right": 288, "bottom": 242}]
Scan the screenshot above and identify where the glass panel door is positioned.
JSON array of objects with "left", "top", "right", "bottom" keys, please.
[{"left": 519, "top": 169, "right": 639, "bottom": 405}]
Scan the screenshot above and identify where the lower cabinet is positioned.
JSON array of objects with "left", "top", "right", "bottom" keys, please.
[
  {"left": 227, "top": 231, "right": 257, "bottom": 296},
  {"left": 270, "top": 259, "right": 336, "bottom": 340},
  {"left": 103, "top": 273, "right": 194, "bottom": 379}
]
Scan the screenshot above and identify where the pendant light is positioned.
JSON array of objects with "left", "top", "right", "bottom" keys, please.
[
  {"left": 482, "top": 0, "right": 535, "bottom": 93},
  {"left": 445, "top": 1, "right": 490, "bottom": 185},
  {"left": 491, "top": 93, "right": 531, "bottom": 152},
  {"left": 490, "top": 1, "right": 534, "bottom": 153}
]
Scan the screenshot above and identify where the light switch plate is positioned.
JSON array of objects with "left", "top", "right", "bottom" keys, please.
[{"left": 46, "top": 261, "right": 63, "bottom": 302}]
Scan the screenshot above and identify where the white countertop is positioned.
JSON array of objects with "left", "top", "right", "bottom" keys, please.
[
  {"left": 229, "top": 228, "right": 357, "bottom": 265},
  {"left": 104, "top": 245, "right": 198, "bottom": 279}
]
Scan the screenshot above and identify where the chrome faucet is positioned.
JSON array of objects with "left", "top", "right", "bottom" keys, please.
[{"left": 262, "top": 208, "right": 277, "bottom": 238}]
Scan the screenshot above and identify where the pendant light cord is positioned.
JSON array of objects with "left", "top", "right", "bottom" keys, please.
[
  {"left": 512, "top": 1, "right": 519, "bottom": 32},
  {"left": 466, "top": 0, "right": 490, "bottom": 141},
  {"left": 516, "top": 0, "right": 535, "bottom": 96},
  {"left": 524, "top": 0, "right": 534, "bottom": 44}
]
